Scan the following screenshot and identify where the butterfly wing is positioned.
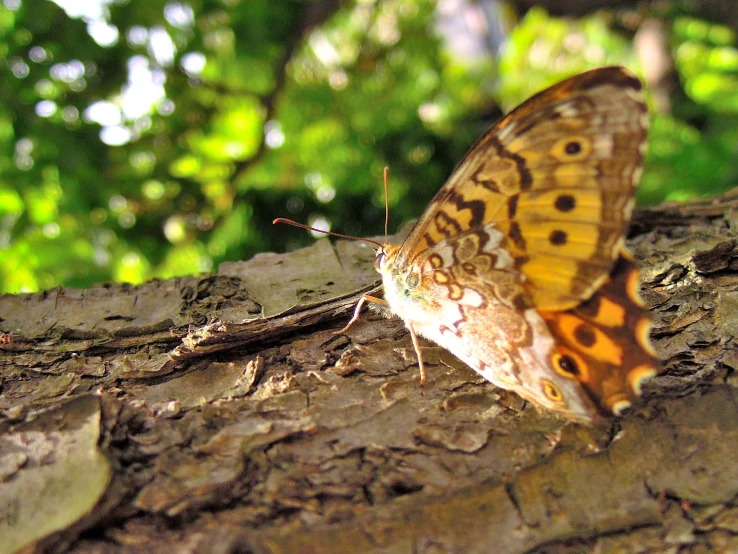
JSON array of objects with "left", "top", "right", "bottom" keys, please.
[
  {"left": 541, "top": 251, "right": 660, "bottom": 416},
  {"left": 395, "top": 66, "right": 648, "bottom": 311},
  {"left": 380, "top": 229, "right": 603, "bottom": 421},
  {"left": 378, "top": 66, "right": 658, "bottom": 422},
  {"left": 380, "top": 230, "right": 659, "bottom": 422}
]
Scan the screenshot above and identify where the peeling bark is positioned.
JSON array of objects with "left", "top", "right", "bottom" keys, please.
[{"left": 1, "top": 190, "right": 738, "bottom": 553}]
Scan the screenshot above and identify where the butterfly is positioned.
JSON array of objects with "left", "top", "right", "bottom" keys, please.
[
  {"left": 277, "top": 66, "right": 661, "bottom": 424},
  {"left": 336, "top": 66, "right": 661, "bottom": 424}
]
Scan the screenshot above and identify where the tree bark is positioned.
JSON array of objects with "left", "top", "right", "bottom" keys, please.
[{"left": 2, "top": 190, "right": 738, "bottom": 553}]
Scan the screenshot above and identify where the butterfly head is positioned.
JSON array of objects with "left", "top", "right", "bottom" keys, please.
[{"left": 374, "top": 244, "right": 401, "bottom": 273}]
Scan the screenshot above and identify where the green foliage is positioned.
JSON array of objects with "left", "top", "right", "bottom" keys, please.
[
  {"left": 0, "top": 0, "right": 735, "bottom": 293},
  {"left": 497, "top": 7, "right": 637, "bottom": 107},
  {"left": 642, "top": 16, "right": 738, "bottom": 202}
]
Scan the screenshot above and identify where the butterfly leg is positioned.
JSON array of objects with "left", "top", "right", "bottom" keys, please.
[
  {"left": 335, "top": 294, "right": 387, "bottom": 335},
  {"left": 338, "top": 294, "right": 427, "bottom": 386},
  {"left": 407, "top": 324, "right": 427, "bottom": 385}
]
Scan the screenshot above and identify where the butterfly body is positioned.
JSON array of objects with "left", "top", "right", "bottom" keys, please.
[{"left": 373, "top": 67, "right": 660, "bottom": 424}]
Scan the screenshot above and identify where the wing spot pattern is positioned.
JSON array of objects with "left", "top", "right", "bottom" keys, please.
[
  {"left": 542, "top": 380, "right": 564, "bottom": 403},
  {"left": 554, "top": 194, "right": 576, "bottom": 212},
  {"left": 549, "top": 229, "right": 568, "bottom": 246},
  {"left": 574, "top": 323, "right": 596, "bottom": 347},
  {"left": 565, "top": 141, "right": 582, "bottom": 154},
  {"left": 509, "top": 222, "right": 526, "bottom": 250},
  {"left": 557, "top": 354, "right": 580, "bottom": 376}
]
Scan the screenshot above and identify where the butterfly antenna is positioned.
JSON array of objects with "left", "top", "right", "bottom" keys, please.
[
  {"left": 273, "top": 218, "right": 382, "bottom": 247},
  {"left": 383, "top": 166, "right": 390, "bottom": 244}
]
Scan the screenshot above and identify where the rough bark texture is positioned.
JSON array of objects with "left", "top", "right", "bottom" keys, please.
[{"left": 2, "top": 189, "right": 738, "bottom": 554}]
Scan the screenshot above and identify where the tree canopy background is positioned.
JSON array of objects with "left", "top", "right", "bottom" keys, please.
[{"left": 1, "top": 0, "right": 737, "bottom": 294}]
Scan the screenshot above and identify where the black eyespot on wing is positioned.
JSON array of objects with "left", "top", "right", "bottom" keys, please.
[
  {"left": 565, "top": 141, "right": 581, "bottom": 155},
  {"left": 558, "top": 355, "right": 580, "bottom": 376},
  {"left": 549, "top": 230, "right": 568, "bottom": 246},
  {"left": 554, "top": 194, "right": 576, "bottom": 212}
]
